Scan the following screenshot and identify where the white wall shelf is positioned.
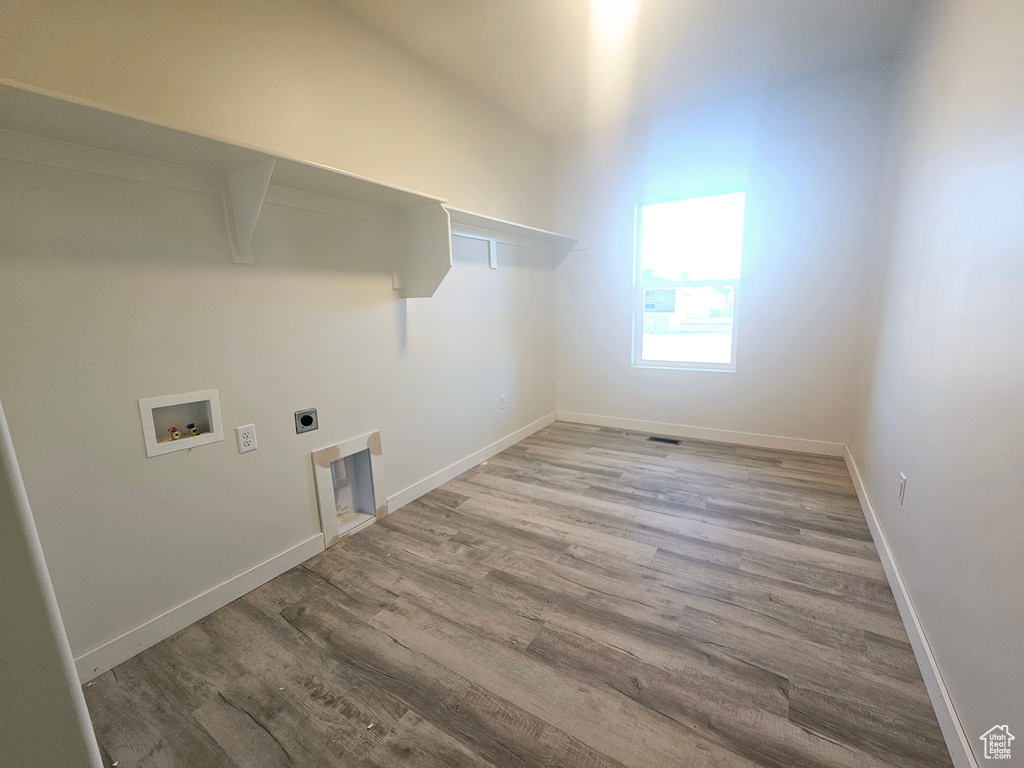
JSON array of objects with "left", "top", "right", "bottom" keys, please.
[
  {"left": 0, "top": 79, "right": 452, "bottom": 298},
  {"left": 0, "top": 80, "right": 578, "bottom": 294},
  {"left": 446, "top": 206, "right": 579, "bottom": 269}
]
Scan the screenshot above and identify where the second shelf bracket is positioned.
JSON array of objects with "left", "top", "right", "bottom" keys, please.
[{"left": 227, "top": 159, "right": 275, "bottom": 264}]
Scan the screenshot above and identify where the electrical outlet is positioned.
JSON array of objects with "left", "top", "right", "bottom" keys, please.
[
  {"left": 500, "top": 394, "right": 507, "bottom": 410},
  {"left": 897, "top": 473, "right": 907, "bottom": 505},
  {"left": 294, "top": 408, "right": 318, "bottom": 434},
  {"left": 236, "top": 424, "right": 258, "bottom": 454}
]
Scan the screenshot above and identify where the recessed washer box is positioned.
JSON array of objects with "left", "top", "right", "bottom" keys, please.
[{"left": 138, "top": 389, "right": 224, "bottom": 457}]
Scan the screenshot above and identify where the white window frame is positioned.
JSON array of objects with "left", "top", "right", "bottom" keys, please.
[{"left": 632, "top": 195, "right": 744, "bottom": 372}]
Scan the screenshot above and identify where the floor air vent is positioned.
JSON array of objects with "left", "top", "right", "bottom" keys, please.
[{"left": 648, "top": 436, "right": 681, "bottom": 445}]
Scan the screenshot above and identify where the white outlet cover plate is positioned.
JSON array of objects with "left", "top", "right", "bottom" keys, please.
[{"left": 236, "top": 424, "right": 258, "bottom": 454}]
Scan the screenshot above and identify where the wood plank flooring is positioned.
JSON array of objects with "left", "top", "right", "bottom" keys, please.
[{"left": 83, "top": 422, "right": 953, "bottom": 767}]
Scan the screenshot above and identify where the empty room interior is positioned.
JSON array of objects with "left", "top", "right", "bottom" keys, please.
[{"left": 2, "top": 1, "right": 1022, "bottom": 767}]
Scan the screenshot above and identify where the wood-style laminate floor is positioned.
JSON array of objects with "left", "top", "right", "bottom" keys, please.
[{"left": 84, "top": 422, "right": 953, "bottom": 768}]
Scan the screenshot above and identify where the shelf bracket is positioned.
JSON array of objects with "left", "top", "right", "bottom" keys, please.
[
  {"left": 396, "top": 203, "right": 452, "bottom": 298},
  {"left": 450, "top": 229, "right": 500, "bottom": 269},
  {"left": 226, "top": 159, "right": 275, "bottom": 264},
  {"left": 486, "top": 237, "right": 498, "bottom": 269}
]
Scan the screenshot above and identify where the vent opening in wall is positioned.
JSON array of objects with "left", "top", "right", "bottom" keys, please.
[
  {"left": 330, "top": 451, "right": 374, "bottom": 528},
  {"left": 311, "top": 431, "right": 388, "bottom": 549},
  {"left": 648, "top": 436, "right": 682, "bottom": 445}
]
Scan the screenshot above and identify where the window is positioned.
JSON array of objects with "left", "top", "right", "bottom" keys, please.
[{"left": 633, "top": 192, "right": 746, "bottom": 371}]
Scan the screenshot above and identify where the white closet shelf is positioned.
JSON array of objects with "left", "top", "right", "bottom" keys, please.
[
  {"left": 0, "top": 79, "right": 452, "bottom": 297},
  {"left": 0, "top": 80, "right": 444, "bottom": 209},
  {"left": 446, "top": 206, "right": 578, "bottom": 269},
  {"left": 0, "top": 80, "right": 579, "bottom": 293}
]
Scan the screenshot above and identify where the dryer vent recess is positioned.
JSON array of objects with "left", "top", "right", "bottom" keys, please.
[{"left": 295, "top": 408, "right": 318, "bottom": 434}]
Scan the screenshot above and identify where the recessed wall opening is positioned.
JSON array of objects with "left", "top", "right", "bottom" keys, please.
[
  {"left": 151, "top": 401, "right": 213, "bottom": 443},
  {"left": 311, "top": 431, "right": 389, "bottom": 549},
  {"left": 329, "top": 449, "right": 375, "bottom": 531},
  {"left": 137, "top": 389, "right": 224, "bottom": 457}
]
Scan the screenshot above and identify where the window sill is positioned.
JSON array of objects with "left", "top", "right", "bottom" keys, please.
[{"left": 632, "top": 362, "right": 736, "bottom": 373}]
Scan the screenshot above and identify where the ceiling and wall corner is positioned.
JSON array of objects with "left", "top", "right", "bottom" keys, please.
[{"left": 328, "top": 0, "right": 918, "bottom": 137}]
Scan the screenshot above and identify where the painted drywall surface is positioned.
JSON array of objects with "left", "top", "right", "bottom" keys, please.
[
  {"left": 0, "top": 0, "right": 552, "bottom": 229},
  {"left": 0, "top": 0, "right": 559, "bottom": 663},
  {"left": 552, "top": 66, "right": 891, "bottom": 444},
  {"left": 0, "top": 400, "right": 102, "bottom": 767},
  {"left": 0, "top": 158, "right": 555, "bottom": 661},
  {"left": 0, "top": 0, "right": 555, "bottom": 669},
  {"left": 850, "top": 0, "right": 1024, "bottom": 758}
]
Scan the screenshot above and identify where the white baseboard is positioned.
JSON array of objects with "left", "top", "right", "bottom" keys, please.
[
  {"left": 69, "top": 415, "right": 974, "bottom": 768},
  {"left": 387, "top": 412, "right": 557, "bottom": 511},
  {"left": 73, "top": 413, "right": 558, "bottom": 682},
  {"left": 844, "top": 447, "right": 977, "bottom": 768},
  {"left": 74, "top": 533, "right": 324, "bottom": 682},
  {"left": 556, "top": 411, "right": 846, "bottom": 457}
]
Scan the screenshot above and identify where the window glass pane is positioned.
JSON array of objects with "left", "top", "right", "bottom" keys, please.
[
  {"left": 636, "top": 192, "right": 745, "bottom": 368},
  {"left": 641, "top": 284, "right": 735, "bottom": 365},
  {"left": 639, "top": 192, "right": 745, "bottom": 282}
]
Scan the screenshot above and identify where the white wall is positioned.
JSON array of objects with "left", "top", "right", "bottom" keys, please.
[
  {"left": 0, "top": 0, "right": 553, "bottom": 229},
  {"left": 850, "top": 0, "right": 1024, "bottom": 760},
  {"left": 0, "top": 400, "right": 102, "bottom": 767},
  {"left": 0, "top": 0, "right": 555, "bottom": 672},
  {"left": 552, "top": 66, "right": 891, "bottom": 446},
  {"left": 7, "top": 7, "right": 1020, "bottom": 763}
]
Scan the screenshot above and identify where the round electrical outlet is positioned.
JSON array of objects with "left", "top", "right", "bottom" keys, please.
[{"left": 294, "top": 408, "right": 318, "bottom": 434}]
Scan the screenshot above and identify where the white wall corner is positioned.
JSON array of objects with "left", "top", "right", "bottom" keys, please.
[
  {"left": 387, "top": 412, "right": 557, "bottom": 512},
  {"left": 73, "top": 534, "right": 324, "bottom": 682},
  {"left": 843, "top": 446, "right": 979, "bottom": 768}
]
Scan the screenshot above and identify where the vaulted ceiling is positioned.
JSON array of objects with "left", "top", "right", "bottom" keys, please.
[{"left": 332, "top": 0, "right": 917, "bottom": 137}]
